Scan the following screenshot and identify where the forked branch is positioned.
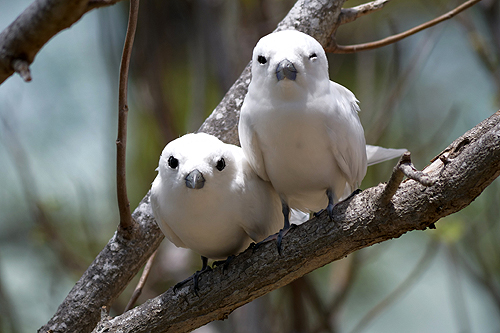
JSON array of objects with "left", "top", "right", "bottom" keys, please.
[
  {"left": 379, "top": 152, "right": 435, "bottom": 205},
  {"left": 327, "top": 0, "right": 483, "bottom": 54}
]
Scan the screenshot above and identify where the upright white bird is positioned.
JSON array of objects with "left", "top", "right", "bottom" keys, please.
[
  {"left": 150, "top": 133, "right": 283, "bottom": 289},
  {"left": 239, "top": 30, "right": 401, "bottom": 235}
]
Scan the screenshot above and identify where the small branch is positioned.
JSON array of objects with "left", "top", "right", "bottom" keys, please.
[
  {"left": 93, "top": 111, "right": 500, "bottom": 333},
  {"left": 0, "top": 0, "right": 129, "bottom": 86},
  {"left": 124, "top": 250, "right": 158, "bottom": 312},
  {"left": 39, "top": 2, "right": 349, "bottom": 332},
  {"left": 11, "top": 59, "right": 32, "bottom": 82},
  {"left": 338, "top": 0, "right": 391, "bottom": 26},
  {"left": 326, "top": 0, "right": 482, "bottom": 54},
  {"left": 379, "top": 152, "right": 435, "bottom": 204},
  {"left": 116, "top": 0, "right": 140, "bottom": 233}
]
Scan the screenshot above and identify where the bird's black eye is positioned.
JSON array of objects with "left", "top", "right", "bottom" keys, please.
[
  {"left": 257, "top": 55, "right": 267, "bottom": 64},
  {"left": 309, "top": 53, "right": 318, "bottom": 60},
  {"left": 168, "top": 156, "right": 178, "bottom": 169},
  {"left": 216, "top": 158, "right": 225, "bottom": 171}
]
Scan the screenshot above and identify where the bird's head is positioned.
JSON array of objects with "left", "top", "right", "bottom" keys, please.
[
  {"left": 249, "top": 30, "right": 330, "bottom": 100},
  {"left": 157, "top": 133, "right": 239, "bottom": 193}
]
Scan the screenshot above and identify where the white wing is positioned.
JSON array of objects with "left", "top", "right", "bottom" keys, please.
[
  {"left": 238, "top": 99, "right": 270, "bottom": 182},
  {"left": 150, "top": 175, "right": 187, "bottom": 248},
  {"left": 366, "top": 145, "right": 407, "bottom": 166},
  {"left": 326, "top": 81, "right": 367, "bottom": 190}
]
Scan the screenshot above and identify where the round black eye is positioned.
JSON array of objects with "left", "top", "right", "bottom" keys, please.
[
  {"left": 216, "top": 158, "right": 225, "bottom": 171},
  {"left": 167, "top": 156, "right": 178, "bottom": 169},
  {"left": 257, "top": 55, "right": 267, "bottom": 64},
  {"left": 309, "top": 53, "right": 318, "bottom": 60}
]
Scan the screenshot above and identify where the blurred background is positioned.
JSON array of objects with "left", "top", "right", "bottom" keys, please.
[{"left": 0, "top": 0, "right": 499, "bottom": 332}]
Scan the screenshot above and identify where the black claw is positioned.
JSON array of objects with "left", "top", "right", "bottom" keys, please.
[
  {"left": 213, "top": 255, "right": 235, "bottom": 272},
  {"left": 252, "top": 241, "right": 262, "bottom": 253},
  {"left": 326, "top": 189, "right": 335, "bottom": 221},
  {"left": 428, "top": 223, "right": 436, "bottom": 230},
  {"left": 173, "top": 256, "right": 210, "bottom": 295},
  {"left": 326, "top": 203, "right": 334, "bottom": 221},
  {"left": 346, "top": 188, "right": 362, "bottom": 200},
  {"left": 276, "top": 229, "right": 285, "bottom": 255},
  {"left": 277, "top": 224, "right": 297, "bottom": 255},
  {"left": 313, "top": 209, "right": 324, "bottom": 218},
  {"left": 252, "top": 199, "right": 296, "bottom": 256}
]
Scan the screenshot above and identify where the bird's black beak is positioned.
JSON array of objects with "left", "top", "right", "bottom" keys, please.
[
  {"left": 185, "top": 169, "right": 205, "bottom": 189},
  {"left": 276, "top": 59, "right": 297, "bottom": 81}
]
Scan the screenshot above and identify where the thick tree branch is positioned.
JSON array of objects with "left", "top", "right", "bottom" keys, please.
[
  {"left": 327, "top": 0, "right": 483, "bottom": 54},
  {"left": 36, "top": 0, "right": 500, "bottom": 330},
  {"left": 0, "top": 0, "right": 125, "bottom": 85},
  {"left": 38, "top": 1, "right": 350, "bottom": 332},
  {"left": 93, "top": 111, "right": 500, "bottom": 333}
]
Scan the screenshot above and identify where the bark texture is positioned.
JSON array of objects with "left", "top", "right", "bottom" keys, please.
[
  {"left": 37, "top": 0, "right": 351, "bottom": 332},
  {"left": 0, "top": 0, "right": 123, "bottom": 85},
  {"left": 92, "top": 111, "right": 500, "bottom": 333},
  {"left": 3, "top": 0, "right": 493, "bottom": 332}
]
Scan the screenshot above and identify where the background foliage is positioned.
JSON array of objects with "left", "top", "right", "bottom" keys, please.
[{"left": 0, "top": 0, "right": 499, "bottom": 332}]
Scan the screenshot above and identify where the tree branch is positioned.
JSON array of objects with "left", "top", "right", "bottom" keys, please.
[
  {"left": 116, "top": 0, "right": 139, "bottom": 233},
  {"left": 38, "top": 1, "right": 351, "bottom": 332},
  {"left": 93, "top": 111, "right": 500, "bottom": 333},
  {"left": 34, "top": 0, "right": 500, "bottom": 330},
  {"left": 338, "top": 0, "right": 391, "bottom": 26},
  {"left": 327, "top": 0, "right": 482, "bottom": 54},
  {"left": 379, "top": 152, "right": 435, "bottom": 205},
  {"left": 124, "top": 249, "right": 158, "bottom": 312},
  {"left": 0, "top": 0, "right": 126, "bottom": 85}
]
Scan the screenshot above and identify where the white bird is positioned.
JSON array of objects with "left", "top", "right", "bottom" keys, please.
[
  {"left": 239, "top": 30, "right": 404, "bottom": 234},
  {"left": 150, "top": 133, "right": 283, "bottom": 288}
]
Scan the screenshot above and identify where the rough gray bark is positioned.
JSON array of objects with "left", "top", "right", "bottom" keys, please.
[
  {"left": 0, "top": 0, "right": 123, "bottom": 85},
  {"left": 92, "top": 111, "right": 500, "bottom": 333},
  {"left": 2, "top": 0, "right": 490, "bottom": 332},
  {"left": 37, "top": 1, "right": 351, "bottom": 332}
]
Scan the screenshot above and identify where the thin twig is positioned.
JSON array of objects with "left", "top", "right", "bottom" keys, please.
[
  {"left": 379, "top": 152, "right": 435, "bottom": 204},
  {"left": 116, "top": 0, "right": 140, "bottom": 233},
  {"left": 327, "top": 0, "right": 482, "bottom": 54},
  {"left": 350, "top": 240, "right": 439, "bottom": 333},
  {"left": 338, "top": 0, "right": 391, "bottom": 26},
  {"left": 124, "top": 249, "right": 158, "bottom": 312}
]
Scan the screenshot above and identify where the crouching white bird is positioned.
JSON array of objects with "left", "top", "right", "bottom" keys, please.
[
  {"left": 150, "top": 133, "right": 283, "bottom": 290},
  {"left": 239, "top": 30, "right": 403, "bottom": 240}
]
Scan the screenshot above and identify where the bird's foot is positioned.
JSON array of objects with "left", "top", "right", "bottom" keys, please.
[
  {"left": 213, "top": 255, "right": 235, "bottom": 272},
  {"left": 313, "top": 209, "right": 324, "bottom": 218},
  {"left": 345, "top": 188, "right": 362, "bottom": 201},
  {"left": 316, "top": 188, "right": 363, "bottom": 221},
  {"left": 252, "top": 225, "right": 296, "bottom": 255},
  {"left": 173, "top": 265, "right": 211, "bottom": 296}
]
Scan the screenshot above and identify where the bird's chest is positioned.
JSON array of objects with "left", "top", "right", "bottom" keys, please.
[
  {"left": 256, "top": 108, "right": 334, "bottom": 186},
  {"left": 166, "top": 191, "right": 250, "bottom": 258}
]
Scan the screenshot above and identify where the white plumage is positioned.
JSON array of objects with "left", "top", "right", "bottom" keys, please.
[
  {"left": 239, "top": 30, "right": 368, "bottom": 220},
  {"left": 150, "top": 133, "right": 283, "bottom": 260}
]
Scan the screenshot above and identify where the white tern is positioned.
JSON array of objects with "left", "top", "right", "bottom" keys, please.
[
  {"left": 239, "top": 30, "right": 405, "bottom": 233},
  {"left": 150, "top": 133, "right": 283, "bottom": 286}
]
